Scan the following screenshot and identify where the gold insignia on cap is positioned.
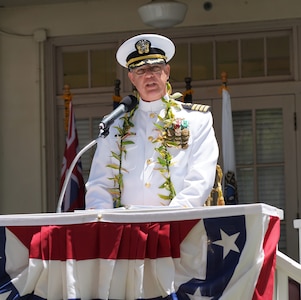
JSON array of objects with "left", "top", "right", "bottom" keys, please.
[{"left": 135, "top": 39, "right": 150, "bottom": 55}]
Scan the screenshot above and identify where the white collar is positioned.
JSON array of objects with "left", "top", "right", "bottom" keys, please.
[{"left": 138, "top": 95, "right": 169, "bottom": 112}]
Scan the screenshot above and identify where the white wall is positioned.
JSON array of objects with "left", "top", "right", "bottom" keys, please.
[
  {"left": 0, "top": 0, "right": 301, "bottom": 213},
  {"left": 2, "top": 0, "right": 301, "bottom": 36},
  {"left": 0, "top": 34, "right": 44, "bottom": 213}
]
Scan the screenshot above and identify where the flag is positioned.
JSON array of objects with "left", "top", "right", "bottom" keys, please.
[
  {"left": 0, "top": 204, "right": 281, "bottom": 299},
  {"left": 59, "top": 101, "right": 85, "bottom": 212},
  {"left": 222, "top": 88, "right": 238, "bottom": 205}
]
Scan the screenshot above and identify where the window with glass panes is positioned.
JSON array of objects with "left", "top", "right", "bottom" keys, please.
[
  {"left": 58, "top": 31, "right": 292, "bottom": 183},
  {"left": 169, "top": 32, "right": 291, "bottom": 82},
  {"left": 233, "top": 107, "right": 287, "bottom": 253},
  {"left": 58, "top": 31, "right": 292, "bottom": 180},
  {"left": 60, "top": 45, "right": 117, "bottom": 91}
]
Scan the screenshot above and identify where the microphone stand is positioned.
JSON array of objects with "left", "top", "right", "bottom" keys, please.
[
  {"left": 56, "top": 125, "right": 108, "bottom": 213},
  {"left": 56, "top": 95, "right": 137, "bottom": 213}
]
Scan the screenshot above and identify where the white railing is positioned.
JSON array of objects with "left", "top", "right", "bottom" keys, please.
[
  {"left": 294, "top": 219, "right": 301, "bottom": 263},
  {"left": 275, "top": 251, "right": 301, "bottom": 299},
  {"left": 273, "top": 219, "right": 301, "bottom": 300}
]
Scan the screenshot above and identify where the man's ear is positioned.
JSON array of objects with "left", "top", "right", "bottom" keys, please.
[
  {"left": 164, "top": 64, "right": 171, "bottom": 77},
  {"left": 128, "top": 71, "right": 135, "bottom": 85}
]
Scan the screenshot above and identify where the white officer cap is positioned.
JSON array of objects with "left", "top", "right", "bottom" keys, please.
[{"left": 116, "top": 33, "right": 175, "bottom": 69}]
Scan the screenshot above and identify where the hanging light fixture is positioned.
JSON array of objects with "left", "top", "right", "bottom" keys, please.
[{"left": 138, "top": 0, "right": 188, "bottom": 29}]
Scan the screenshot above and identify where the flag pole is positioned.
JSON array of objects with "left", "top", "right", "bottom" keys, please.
[
  {"left": 219, "top": 71, "right": 228, "bottom": 93},
  {"left": 113, "top": 79, "right": 122, "bottom": 109},
  {"left": 220, "top": 72, "right": 238, "bottom": 205},
  {"left": 62, "top": 84, "right": 72, "bottom": 133},
  {"left": 57, "top": 85, "right": 86, "bottom": 212},
  {"left": 183, "top": 77, "right": 193, "bottom": 103}
]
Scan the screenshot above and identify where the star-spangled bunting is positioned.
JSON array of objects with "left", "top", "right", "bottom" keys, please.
[
  {"left": 0, "top": 209, "right": 280, "bottom": 300},
  {"left": 176, "top": 216, "right": 246, "bottom": 300},
  {"left": 213, "top": 229, "right": 240, "bottom": 259}
]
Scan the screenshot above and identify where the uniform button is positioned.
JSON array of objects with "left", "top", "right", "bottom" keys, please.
[
  {"left": 145, "top": 182, "right": 151, "bottom": 188},
  {"left": 146, "top": 159, "right": 152, "bottom": 165},
  {"left": 150, "top": 112, "right": 156, "bottom": 118}
]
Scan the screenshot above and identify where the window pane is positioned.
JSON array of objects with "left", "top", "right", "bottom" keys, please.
[
  {"left": 242, "top": 38, "right": 264, "bottom": 77},
  {"left": 170, "top": 44, "right": 188, "bottom": 82},
  {"left": 191, "top": 42, "right": 214, "bottom": 80},
  {"left": 267, "top": 36, "right": 290, "bottom": 76},
  {"left": 237, "top": 167, "right": 254, "bottom": 204},
  {"left": 233, "top": 110, "right": 253, "bottom": 165},
  {"left": 216, "top": 40, "right": 239, "bottom": 79},
  {"left": 91, "top": 49, "right": 116, "bottom": 87},
  {"left": 257, "top": 166, "right": 285, "bottom": 208},
  {"left": 76, "top": 117, "right": 100, "bottom": 182},
  {"left": 63, "top": 52, "right": 88, "bottom": 88},
  {"left": 233, "top": 110, "right": 254, "bottom": 204},
  {"left": 258, "top": 166, "right": 286, "bottom": 252},
  {"left": 256, "top": 109, "right": 284, "bottom": 164}
]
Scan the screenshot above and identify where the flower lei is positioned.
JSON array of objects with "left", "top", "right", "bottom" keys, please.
[
  {"left": 150, "top": 96, "right": 181, "bottom": 201},
  {"left": 106, "top": 104, "right": 137, "bottom": 208},
  {"left": 107, "top": 87, "right": 185, "bottom": 208}
]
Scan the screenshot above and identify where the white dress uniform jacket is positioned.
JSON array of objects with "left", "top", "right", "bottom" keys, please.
[{"left": 85, "top": 96, "right": 219, "bottom": 209}]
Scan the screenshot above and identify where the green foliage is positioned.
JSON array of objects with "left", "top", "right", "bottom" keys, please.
[
  {"left": 106, "top": 94, "right": 183, "bottom": 207},
  {"left": 106, "top": 104, "right": 137, "bottom": 207},
  {"left": 151, "top": 97, "right": 181, "bottom": 201}
]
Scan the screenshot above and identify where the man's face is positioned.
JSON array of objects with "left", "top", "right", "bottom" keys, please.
[{"left": 128, "top": 63, "right": 170, "bottom": 102}]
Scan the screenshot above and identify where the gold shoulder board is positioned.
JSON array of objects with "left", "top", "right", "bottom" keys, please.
[{"left": 181, "top": 103, "right": 211, "bottom": 112}]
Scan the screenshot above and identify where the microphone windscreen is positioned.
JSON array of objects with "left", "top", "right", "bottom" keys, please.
[{"left": 120, "top": 95, "right": 138, "bottom": 112}]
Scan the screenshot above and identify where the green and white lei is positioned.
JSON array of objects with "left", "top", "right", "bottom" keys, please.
[{"left": 107, "top": 88, "right": 189, "bottom": 208}]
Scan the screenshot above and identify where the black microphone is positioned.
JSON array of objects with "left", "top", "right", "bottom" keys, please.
[{"left": 99, "top": 95, "right": 138, "bottom": 131}]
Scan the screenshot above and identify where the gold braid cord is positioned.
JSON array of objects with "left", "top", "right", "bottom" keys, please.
[
  {"left": 205, "top": 165, "right": 225, "bottom": 206},
  {"left": 205, "top": 71, "right": 229, "bottom": 206}
]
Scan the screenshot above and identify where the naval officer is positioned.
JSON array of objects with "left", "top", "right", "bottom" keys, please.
[{"left": 85, "top": 33, "right": 219, "bottom": 209}]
